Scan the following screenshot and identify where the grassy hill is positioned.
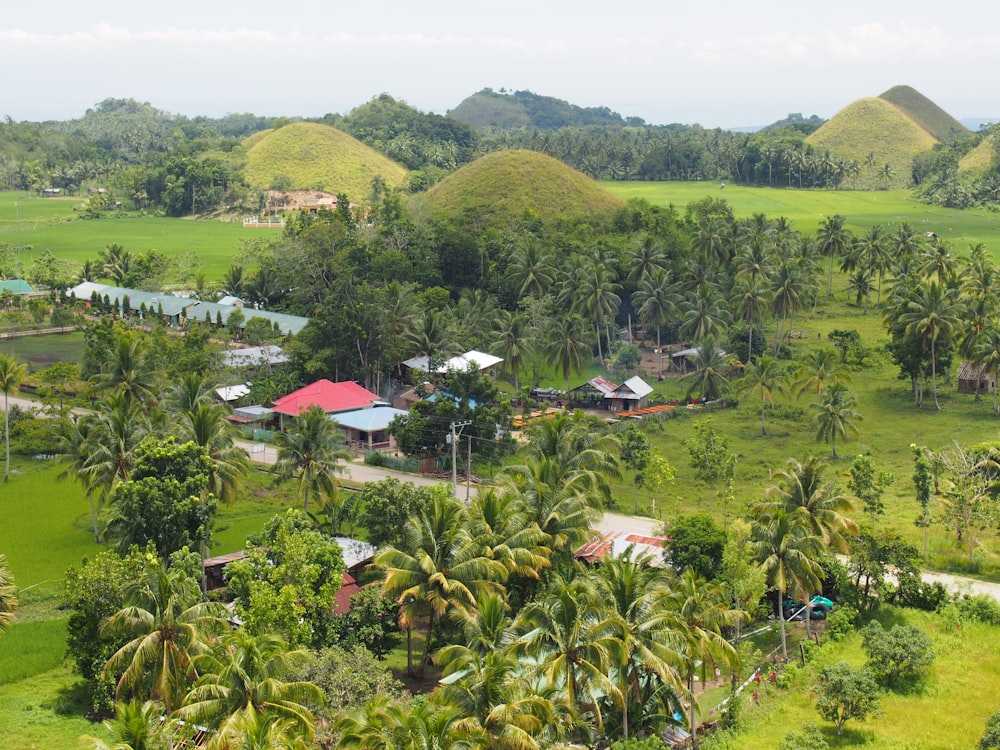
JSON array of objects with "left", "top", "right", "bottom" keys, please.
[
  {"left": 879, "top": 84, "right": 970, "bottom": 143},
  {"left": 243, "top": 122, "right": 408, "bottom": 203},
  {"left": 960, "top": 134, "right": 998, "bottom": 175},
  {"left": 806, "top": 97, "right": 938, "bottom": 188},
  {"left": 413, "top": 149, "right": 623, "bottom": 228}
]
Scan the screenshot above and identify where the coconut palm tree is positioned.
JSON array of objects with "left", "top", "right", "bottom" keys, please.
[
  {"left": 491, "top": 310, "right": 533, "bottom": 392},
  {"left": 273, "top": 405, "right": 351, "bottom": 513},
  {"left": 512, "top": 575, "right": 624, "bottom": 736},
  {"left": 376, "top": 490, "right": 507, "bottom": 676},
  {"left": 750, "top": 506, "right": 824, "bottom": 660},
  {"left": 736, "top": 355, "right": 787, "bottom": 435},
  {"left": 0, "top": 353, "right": 28, "bottom": 482},
  {"left": 545, "top": 315, "right": 592, "bottom": 393},
  {"left": 179, "top": 630, "right": 322, "bottom": 750},
  {"left": 679, "top": 285, "right": 730, "bottom": 344},
  {"left": 0, "top": 554, "right": 16, "bottom": 637},
  {"left": 573, "top": 261, "right": 621, "bottom": 364},
  {"left": 684, "top": 338, "right": 730, "bottom": 402},
  {"left": 466, "top": 488, "right": 551, "bottom": 585},
  {"left": 176, "top": 403, "right": 251, "bottom": 505},
  {"left": 82, "top": 699, "right": 167, "bottom": 750},
  {"left": 92, "top": 332, "right": 160, "bottom": 408},
  {"left": 794, "top": 347, "right": 850, "bottom": 398},
  {"left": 632, "top": 268, "right": 680, "bottom": 356},
  {"left": 103, "top": 565, "right": 227, "bottom": 712},
  {"left": 898, "top": 281, "right": 962, "bottom": 410},
  {"left": 626, "top": 234, "right": 668, "bottom": 286},
  {"left": 976, "top": 325, "right": 1000, "bottom": 417},
  {"left": 810, "top": 384, "right": 862, "bottom": 459},
  {"left": 817, "top": 215, "right": 852, "bottom": 298},
  {"left": 508, "top": 238, "right": 556, "bottom": 299}
]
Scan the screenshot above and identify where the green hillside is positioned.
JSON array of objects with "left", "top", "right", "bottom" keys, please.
[
  {"left": 806, "top": 97, "right": 938, "bottom": 188},
  {"left": 413, "top": 149, "right": 623, "bottom": 228},
  {"left": 448, "top": 89, "right": 643, "bottom": 130},
  {"left": 878, "top": 84, "right": 969, "bottom": 143},
  {"left": 242, "top": 122, "right": 408, "bottom": 202},
  {"left": 960, "top": 134, "right": 997, "bottom": 175}
]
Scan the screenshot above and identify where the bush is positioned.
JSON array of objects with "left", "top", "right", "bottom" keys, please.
[
  {"left": 862, "top": 621, "right": 935, "bottom": 688},
  {"left": 780, "top": 722, "right": 830, "bottom": 750},
  {"left": 824, "top": 605, "right": 858, "bottom": 642},
  {"left": 955, "top": 593, "right": 1000, "bottom": 626}
]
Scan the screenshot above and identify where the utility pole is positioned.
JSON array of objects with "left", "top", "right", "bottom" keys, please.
[
  {"left": 466, "top": 432, "right": 472, "bottom": 501},
  {"left": 449, "top": 420, "right": 472, "bottom": 496}
]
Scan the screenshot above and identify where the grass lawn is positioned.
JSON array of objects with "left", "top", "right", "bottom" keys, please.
[
  {"left": 0, "top": 663, "right": 101, "bottom": 750},
  {"left": 603, "top": 182, "right": 1000, "bottom": 254},
  {"left": 704, "top": 608, "right": 1000, "bottom": 749}
]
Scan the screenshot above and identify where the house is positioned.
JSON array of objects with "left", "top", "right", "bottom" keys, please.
[
  {"left": 272, "top": 379, "right": 381, "bottom": 427},
  {"left": 569, "top": 377, "right": 618, "bottom": 408},
  {"left": 0, "top": 279, "right": 34, "bottom": 298},
  {"left": 215, "top": 384, "right": 251, "bottom": 403},
  {"left": 575, "top": 531, "right": 667, "bottom": 566},
  {"left": 958, "top": 360, "right": 996, "bottom": 395},
  {"left": 227, "top": 405, "right": 275, "bottom": 431},
  {"left": 334, "top": 406, "right": 409, "bottom": 452},
  {"left": 221, "top": 345, "right": 289, "bottom": 370},
  {"left": 607, "top": 376, "right": 654, "bottom": 412}
]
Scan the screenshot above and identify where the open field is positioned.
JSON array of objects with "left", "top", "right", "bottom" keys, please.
[
  {"left": 603, "top": 182, "right": 1000, "bottom": 252},
  {"left": 0, "top": 330, "right": 87, "bottom": 369},
  {"left": 704, "top": 608, "right": 1000, "bottom": 749},
  {"left": 0, "top": 191, "right": 251, "bottom": 280}
]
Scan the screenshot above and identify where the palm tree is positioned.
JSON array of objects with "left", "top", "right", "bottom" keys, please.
[
  {"left": 0, "top": 554, "right": 16, "bottom": 637},
  {"left": 376, "top": 490, "right": 507, "bottom": 676},
  {"left": 508, "top": 238, "right": 556, "bottom": 298},
  {"left": 179, "top": 630, "right": 322, "bottom": 750},
  {"left": 103, "top": 565, "right": 227, "bottom": 712},
  {"left": 91, "top": 331, "right": 160, "bottom": 408},
  {"left": 632, "top": 268, "right": 680, "bottom": 356},
  {"left": 273, "top": 405, "right": 351, "bottom": 513},
  {"left": 665, "top": 570, "right": 742, "bottom": 747},
  {"left": 762, "top": 455, "right": 858, "bottom": 553},
  {"left": 811, "top": 385, "right": 862, "bottom": 459},
  {"left": 626, "top": 234, "right": 668, "bottom": 286},
  {"left": 593, "top": 554, "right": 685, "bottom": 740},
  {"left": 512, "top": 575, "right": 623, "bottom": 735},
  {"left": 491, "top": 310, "right": 533, "bottom": 391},
  {"left": 732, "top": 275, "right": 771, "bottom": 362},
  {"left": 770, "top": 261, "right": 810, "bottom": 352},
  {"left": 691, "top": 217, "right": 732, "bottom": 268},
  {"left": 176, "top": 403, "right": 251, "bottom": 505},
  {"left": 817, "top": 215, "right": 852, "bottom": 298},
  {"left": 545, "top": 315, "right": 592, "bottom": 393},
  {"left": 898, "top": 281, "right": 962, "bottom": 410},
  {"left": 82, "top": 700, "right": 167, "bottom": 750},
  {"left": 573, "top": 261, "right": 621, "bottom": 364},
  {"left": 467, "top": 488, "right": 551, "bottom": 585},
  {"left": 750, "top": 507, "right": 824, "bottom": 660},
  {"left": 62, "top": 392, "right": 151, "bottom": 541},
  {"left": 0, "top": 353, "right": 28, "bottom": 482},
  {"left": 794, "top": 347, "right": 850, "bottom": 398},
  {"left": 679, "top": 285, "right": 730, "bottom": 344},
  {"left": 167, "top": 371, "right": 215, "bottom": 414},
  {"left": 684, "top": 338, "right": 729, "bottom": 402},
  {"left": 736, "top": 355, "right": 787, "bottom": 435}
]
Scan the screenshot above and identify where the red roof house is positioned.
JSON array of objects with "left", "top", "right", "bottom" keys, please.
[{"left": 272, "top": 379, "right": 380, "bottom": 419}]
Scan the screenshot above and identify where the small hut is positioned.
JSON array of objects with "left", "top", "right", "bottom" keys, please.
[{"left": 958, "top": 360, "right": 996, "bottom": 395}]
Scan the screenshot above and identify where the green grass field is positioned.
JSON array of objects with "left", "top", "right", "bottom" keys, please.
[
  {"left": 603, "top": 182, "right": 1000, "bottom": 252},
  {"left": 0, "top": 331, "right": 87, "bottom": 369},
  {"left": 704, "top": 608, "right": 1000, "bottom": 749}
]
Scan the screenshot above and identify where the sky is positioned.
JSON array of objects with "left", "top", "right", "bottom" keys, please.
[{"left": 4, "top": 0, "right": 999, "bottom": 129}]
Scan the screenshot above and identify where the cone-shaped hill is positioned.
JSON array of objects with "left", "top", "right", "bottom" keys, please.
[
  {"left": 414, "top": 150, "right": 623, "bottom": 228},
  {"left": 960, "top": 134, "right": 998, "bottom": 176},
  {"left": 878, "top": 85, "right": 969, "bottom": 143},
  {"left": 243, "top": 122, "right": 408, "bottom": 202},
  {"left": 806, "top": 97, "right": 938, "bottom": 188}
]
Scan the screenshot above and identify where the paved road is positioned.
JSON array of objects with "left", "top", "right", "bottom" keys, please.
[{"left": 9, "top": 393, "right": 1000, "bottom": 602}]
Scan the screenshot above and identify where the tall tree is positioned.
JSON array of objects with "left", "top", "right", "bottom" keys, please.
[
  {"left": 102, "top": 564, "right": 227, "bottom": 712},
  {"left": 817, "top": 215, "right": 852, "bottom": 298},
  {"left": 273, "top": 405, "right": 351, "bottom": 513},
  {"left": 545, "top": 315, "right": 592, "bottom": 393},
  {"left": 0, "top": 554, "right": 16, "bottom": 638},
  {"left": 811, "top": 384, "right": 862, "bottom": 459},
  {"left": 0, "top": 353, "right": 28, "bottom": 482},
  {"left": 736, "top": 354, "right": 787, "bottom": 435}
]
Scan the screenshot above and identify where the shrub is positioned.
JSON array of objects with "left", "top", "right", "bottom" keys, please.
[
  {"left": 862, "top": 621, "right": 935, "bottom": 688},
  {"left": 824, "top": 605, "right": 858, "bottom": 642},
  {"left": 814, "top": 661, "right": 881, "bottom": 736},
  {"left": 780, "top": 722, "right": 830, "bottom": 750},
  {"left": 955, "top": 593, "right": 1000, "bottom": 626}
]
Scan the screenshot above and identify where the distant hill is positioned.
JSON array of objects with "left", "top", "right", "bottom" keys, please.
[
  {"left": 878, "top": 85, "right": 969, "bottom": 143},
  {"left": 806, "top": 96, "right": 938, "bottom": 188},
  {"left": 242, "top": 122, "right": 408, "bottom": 202},
  {"left": 960, "top": 134, "right": 998, "bottom": 175},
  {"left": 412, "top": 149, "right": 623, "bottom": 229},
  {"left": 448, "top": 89, "right": 645, "bottom": 130},
  {"left": 762, "top": 113, "right": 825, "bottom": 135},
  {"left": 961, "top": 117, "right": 1000, "bottom": 132}
]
